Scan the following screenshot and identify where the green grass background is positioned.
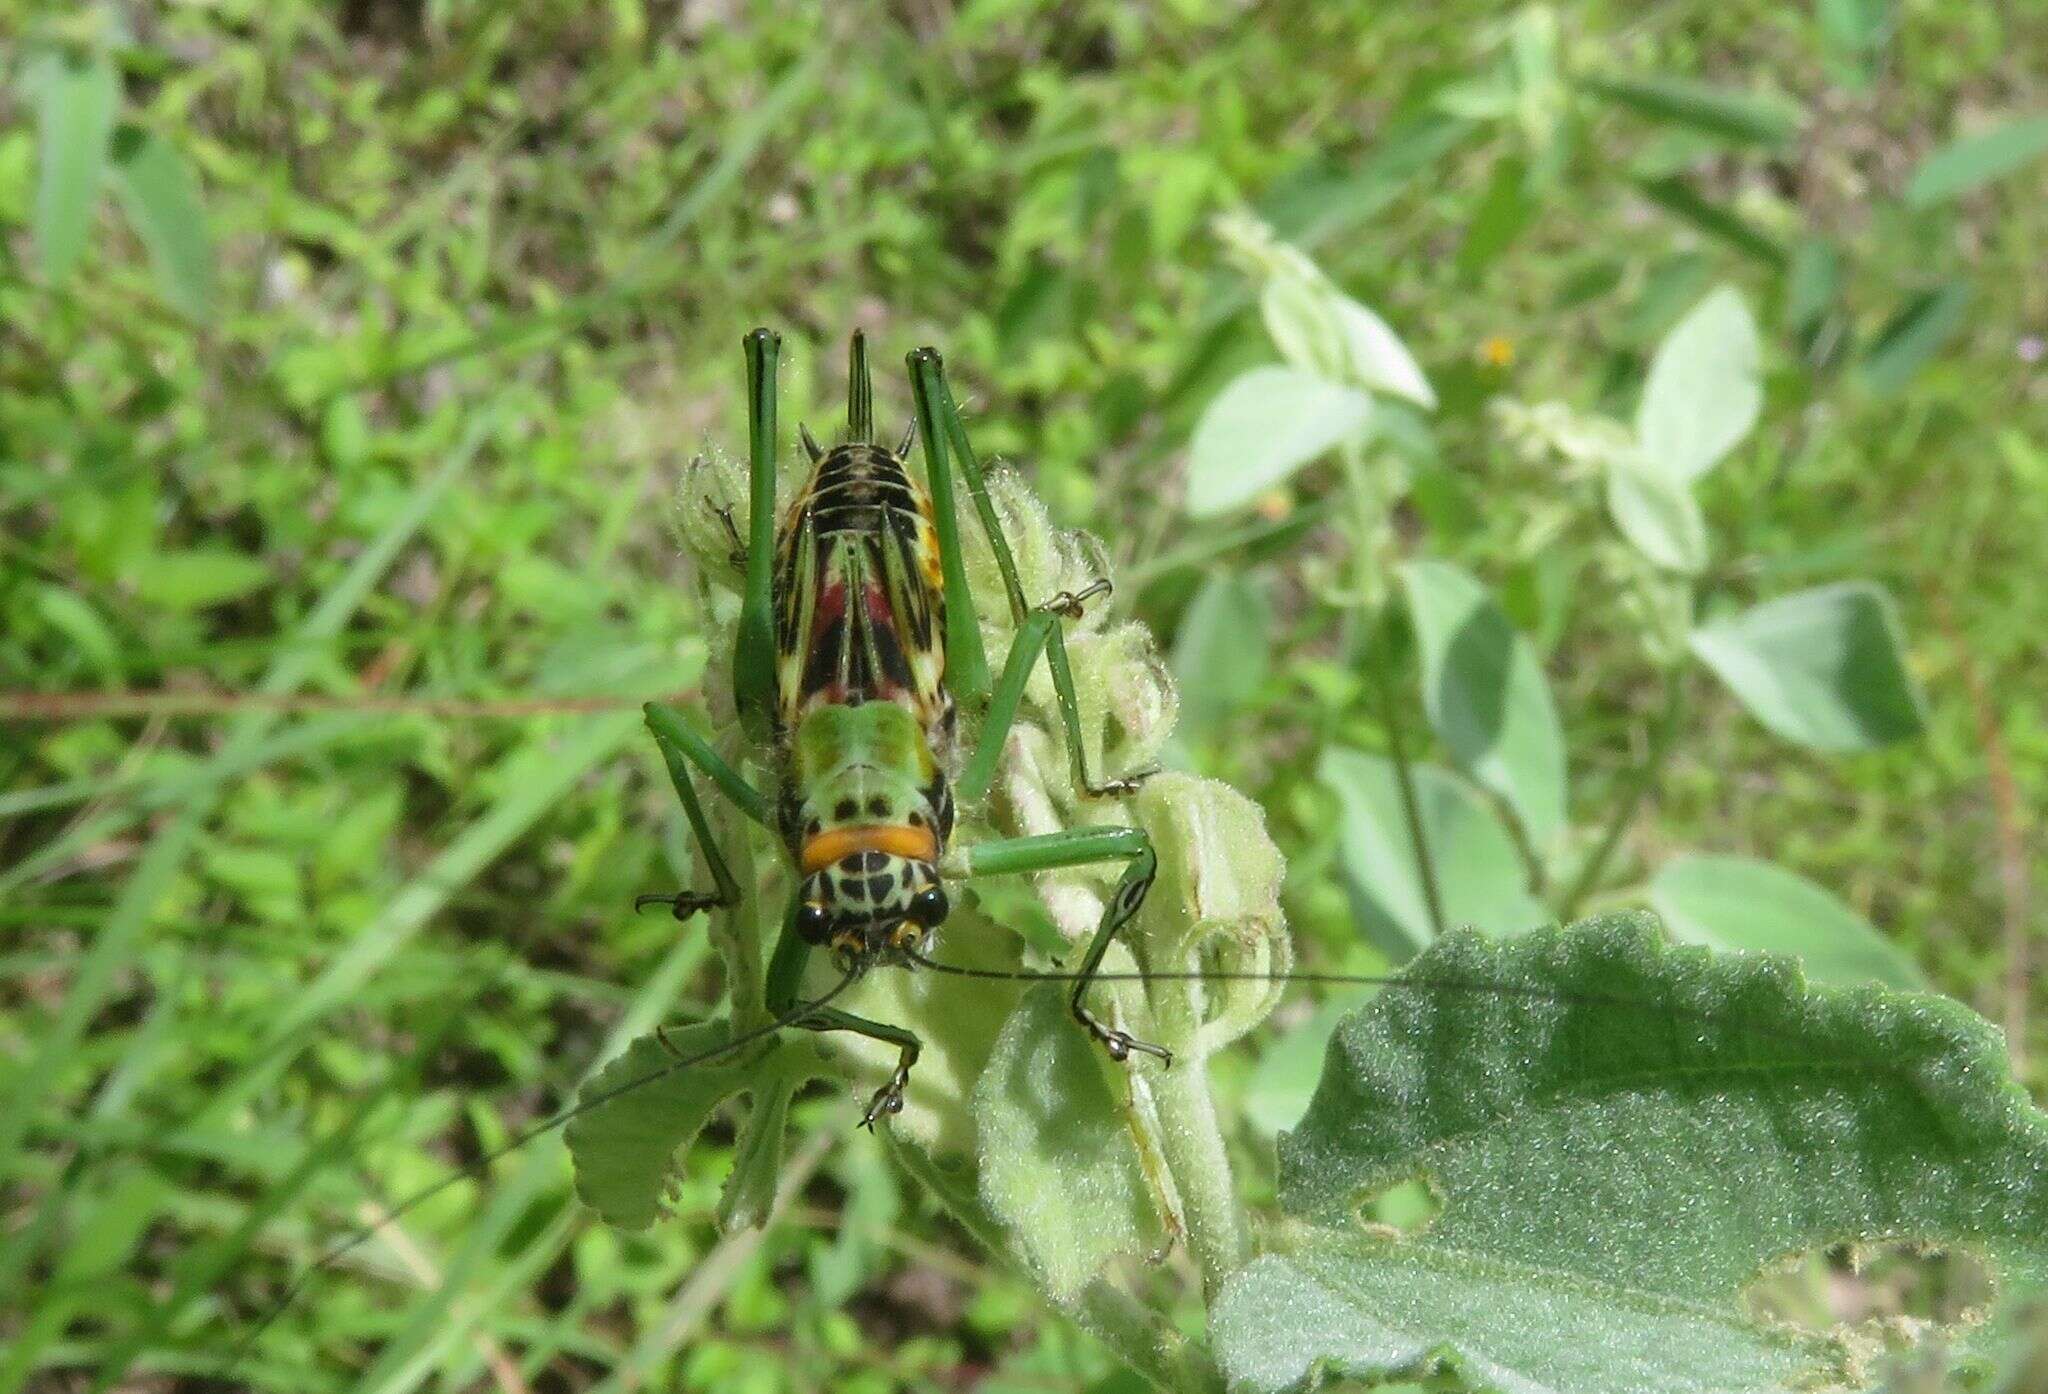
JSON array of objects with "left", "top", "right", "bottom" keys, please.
[{"left": 2, "top": 2, "right": 2044, "bottom": 1390}]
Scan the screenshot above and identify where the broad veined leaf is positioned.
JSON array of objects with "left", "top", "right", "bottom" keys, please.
[
  {"left": 1317, "top": 748, "right": 1549, "bottom": 956},
  {"left": 1401, "top": 561, "right": 1566, "bottom": 846},
  {"left": 567, "top": 1023, "right": 821, "bottom": 1230},
  {"left": 1636, "top": 284, "right": 1762, "bottom": 483},
  {"left": 1605, "top": 452, "right": 1709, "bottom": 573},
  {"left": 1214, "top": 917, "right": 2048, "bottom": 1393},
  {"left": 1579, "top": 73, "right": 1802, "bottom": 146},
  {"left": 29, "top": 48, "right": 120, "bottom": 283},
  {"left": 1186, "top": 367, "right": 1373, "bottom": 516},
  {"left": 973, "top": 985, "right": 1168, "bottom": 1300},
  {"left": 1651, "top": 853, "right": 1925, "bottom": 989},
  {"left": 109, "top": 126, "right": 215, "bottom": 320},
  {"left": 1905, "top": 114, "right": 2048, "bottom": 209},
  {"left": 1689, "top": 581, "right": 1925, "bottom": 750}
]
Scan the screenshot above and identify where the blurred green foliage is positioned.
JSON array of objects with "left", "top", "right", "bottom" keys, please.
[{"left": 3, "top": 0, "right": 2045, "bottom": 1389}]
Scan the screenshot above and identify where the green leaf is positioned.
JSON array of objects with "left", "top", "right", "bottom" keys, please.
[
  {"left": 1605, "top": 453, "right": 1709, "bottom": 573},
  {"left": 1171, "top": 572, "right": 1272, "bottom": 739},
  {"left": 29, "top": 48, "right": 120, "bottom": 283},
  {"left": 973, "top": 985, "right": 1166, "bottom": 1300},
  {"left": 1579, "top": 73, "right": 1802, "bottom": 146},
  {"left": 109, "top": 126, "right": 215, "bottom": 320},
  {"left": 131, "top": 548, "right": 272, "bottom": 610},
  {"left": 1817, "top": 0, "right": 1893, "bottom": 85},
  {"left": 1216, "top": 917, "right": 2048, "bottom": 1392},
  {"left": 1906, "top": 115, "right": 2048, "bottom": 209},
  {"left": 1317, "top": 748, "right": 1549, "bottom": 956},
  {"left": 1185, "top": 366, "right": 1373, "bottom": 517},
  {"left": 1650, "top": 854, "right": 1925, "bottom": 989},
  {"left": 1636, "top": 284, "right": 1762, "bottom": 483},
  {"left": 567, "top": 1025, "right": 806, "bottom": 1230},
  {"left": 1860, "top": 282, "right": 1972, "bottom": 395},
  {"left": 1689, "top": 582, "right": 1926, "bottom": 750},
  {"left": 1401, "top": 562, "right": 1566, "bottom": 846}
]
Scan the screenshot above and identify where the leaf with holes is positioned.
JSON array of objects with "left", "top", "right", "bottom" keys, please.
[{"left": 1213, "top": 916, "right": 2048, "bottom": 1393}]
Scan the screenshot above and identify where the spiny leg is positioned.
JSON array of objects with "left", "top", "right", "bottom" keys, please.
[
  {"left": 763, "top": 911, "right": 923, "bottom": 1128},
  {"left": 955, "top": 580, "right": 1153, "bottom": 806},
  {"left": 950, "top": 826, "right": 1170, "bottom": 1066},
  {"left": 908, "top": 347, "right": 1153, "bottom": 804},
  {"left": 731, "top": 328, "right": 781, "bottom": 745},
  {"left": 639, "top": 702, "right": 775, "bottom": 1058}
]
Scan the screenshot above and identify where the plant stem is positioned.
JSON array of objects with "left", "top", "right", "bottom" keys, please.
[
  {"left": 1371, "top": 654, "right": 1448, "bottom": 939},
  {"left": 1147, "top": 1040, "right": 1245, "bottom": 1301},
  {"left": 1557, "top": 668, "right": 1685, "bottom": 923}
]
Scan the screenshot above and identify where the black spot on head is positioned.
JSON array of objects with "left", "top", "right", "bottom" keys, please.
[
  {"left": 806, "top": 819, "right": 823, "bottom": 838},
  {"left": 866, "top": 874, "right": 894, "bottom": 899},
  {"left": 866, "top": 795, "right": 890, "bottom": 818},
  {"left": 834, "top": 798, "right": 859, "bottom": 821},
  {"left": 906, "top": 810, "right": 924, "bottom": 828},
  {"left": 853, "top": 850, "right": 886, "bottom": 872},
  {"left": 842, "top": 877, "right": 869, "bottom": 902}
]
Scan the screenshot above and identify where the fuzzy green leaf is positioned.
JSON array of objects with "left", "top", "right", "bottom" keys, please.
[
  {"left": 973, "top": 985, "right": 1166, "bottom": 1300},
  {"left": 567, "top": 1025, "right": 814, "bottom": 1230},
  {"left": 1689, "top": 582, "right": 1926, "bottom": 750},
  {"left": 1402, "top": 561, "right": 1567, "bottom": 846},
  {"left": 1606, "top": 452, "right": 1710, "bottom": 573},
  {"left": 1215, "top": 917, "right": 2048, "bottom": 1393}
]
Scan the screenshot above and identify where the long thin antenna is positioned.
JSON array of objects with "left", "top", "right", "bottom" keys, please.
[
  {"left": 235, "top": 966, "right": 863, "bottom": 1356},
  {"left": 847, "top": 330, "right": 873, "bottom": 443}
]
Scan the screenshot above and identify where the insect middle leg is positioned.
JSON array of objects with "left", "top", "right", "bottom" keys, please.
[
  {"left": 951, "top": 826, "right": 1170, "bottom": 1066},
  {"left": 763, "top": 917, "right": 922, "bottom": 1129}
]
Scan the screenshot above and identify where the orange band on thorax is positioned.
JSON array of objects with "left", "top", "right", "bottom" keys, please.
[{"left": 799, "top": 823, "right": 938, "bottom": 875}]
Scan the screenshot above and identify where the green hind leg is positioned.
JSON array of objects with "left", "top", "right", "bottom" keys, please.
[
  {"left": 907, "top": 348, "right": 1155, "bottom": 807},
  {"left": 764, "top": 913, "right": 923, "bottom": 1129},
  {"left": 634, "top": 703, "right": 772, "bottom": 922},
  {"left": 950, "top": 826, "right": 1170, "bottom": 1067}
]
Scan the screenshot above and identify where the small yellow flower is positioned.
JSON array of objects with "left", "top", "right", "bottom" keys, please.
[{"left": 1478, "top": 335, "right": 1516, "bottom": 368}]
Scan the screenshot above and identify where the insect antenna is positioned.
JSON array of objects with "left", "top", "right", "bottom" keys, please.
[
  {"left": 904, "top": 951, "right": 1695, "bottom": 1016},
  {"left": 233, "top": 964, "right": 864, "bottom": 1359},
  {"left": 847, "top": 329, "right": 874, "bottom": 443}
]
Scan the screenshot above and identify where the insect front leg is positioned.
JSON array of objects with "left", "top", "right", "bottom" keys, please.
[
  {"left": 763, "top": 918, "right": 923, "bottom": 1128},
  {"left": 953, "top": 827, "right": 1171, "bottom": 1067},
  {"left": 731, "top": 328, "right": 782, "bottom": 744},
  {"left": 639, "top": 702, "right": 777, "bottom": 1057}
]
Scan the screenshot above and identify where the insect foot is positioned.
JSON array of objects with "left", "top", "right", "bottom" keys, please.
[
  {"left": 1044, "top": 577, "right": 1112, "bottom": 620},
  {"left": 860, "top": 1065, "right": 912, "bottom": 1130},
  {"left": 1083, "top": 766, "right": 1159, "bottom": 799},
  {"left": 1086, "top": 1019, "right": 1173, "bottom": 1068},
  {"left": 633, "top": 891, "right": 727, "bottom": 921}
]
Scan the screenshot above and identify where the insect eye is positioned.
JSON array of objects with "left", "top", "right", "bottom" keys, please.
[
  {"left": 907, "top": 886, "right": 949, "bottom": 929},
  {"left": 796, "top": 902, "right": 833, "bottom": 943}
]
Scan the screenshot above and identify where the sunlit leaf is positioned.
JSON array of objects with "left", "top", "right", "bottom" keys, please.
[
  {"left": 1215, "top": 917, "right": 2048, "bottom": 1392},
  {"left": 109, "top": 126, "right": 215, "bottom": 319},
  {"left": 1605, "top": 453, "right": 1709, "bottom": 573},
  {"left": 28, "top": 48, "right": 120, "bottom": 283},
  {"left": 1185, "top": 366, "right": 1372, "bottom": 517},
  {"left": 1401, "top": 561, "right": 1566, "bottom": 846},
  {"left": 1580, "top": 73, "right": 1801, "bottom": 146},
  {"left": 1636, "top": 284, "right": 1761, "bottom": 482},
  {"left": 1906, "top": 115, "right": 2048, "bottom": 209},
  {"left": 1650, "top": 853, "right": 1924, "bottom": 989},
  {"left": 1317, "top": 748, "right": 1548, "bottom": 956},
  {"left": 1171, "top": 572, "right": 1272, "bottom": 738},
  {"left": 1689, "top": 582, "right": 1925, "bottom": 750}
]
